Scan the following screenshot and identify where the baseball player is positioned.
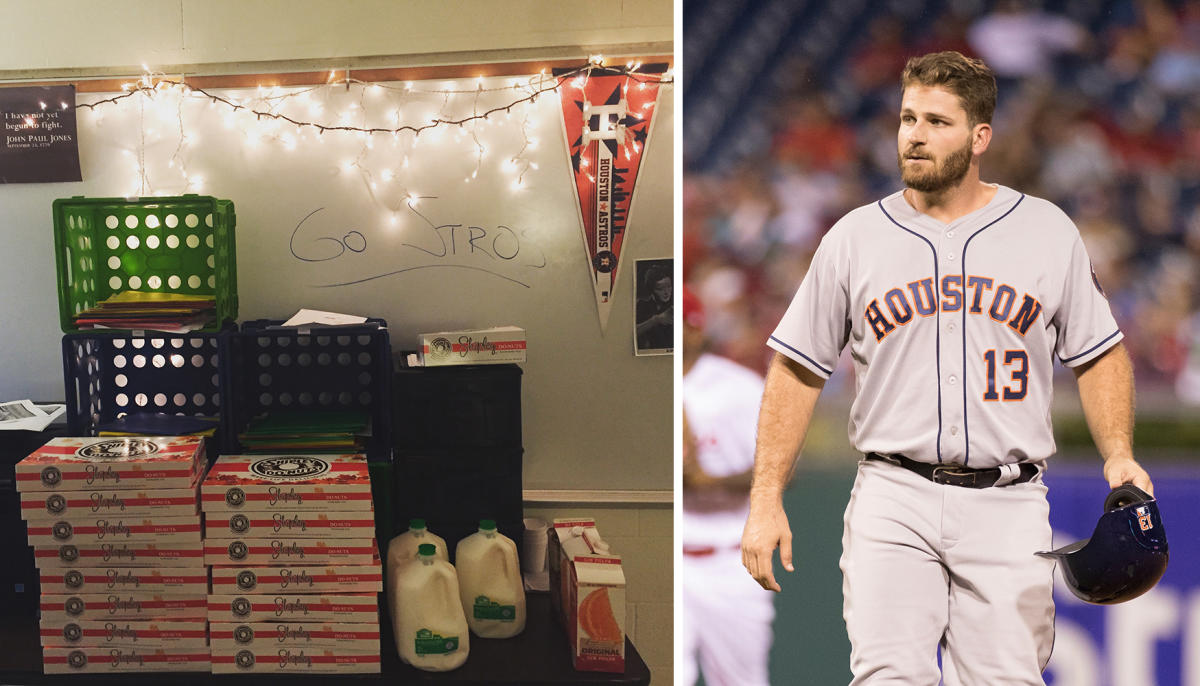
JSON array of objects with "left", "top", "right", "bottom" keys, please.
[
  {"left": 741, "top": 51, "right": 1155, "bottom": 685},
  {"left": 682, "top": 287, "right": 775, "bottom": 686}
]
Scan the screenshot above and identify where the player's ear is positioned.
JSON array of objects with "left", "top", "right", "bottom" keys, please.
[{"left": 972, "top": 122, "right": 992, "bottom": 156}]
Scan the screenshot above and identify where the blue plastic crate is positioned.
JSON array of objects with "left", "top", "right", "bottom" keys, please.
[
  {"left": 62, "top": 328, "right": 231, "bottom": 437},
  {"left": 225, "top": 319, "right": 393, "bottom": 461}
]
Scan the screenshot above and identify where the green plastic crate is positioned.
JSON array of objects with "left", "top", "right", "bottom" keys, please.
[{"left": 53, "top": 195, "right": 238, "bottom": 333}]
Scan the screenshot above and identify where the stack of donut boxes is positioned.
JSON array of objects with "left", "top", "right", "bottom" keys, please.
[
  {"left": 201, "top": 453, "right": 383, "bottom": 673},
  {"left": 19, "top": 436, "right": 211, "bottom": 674},
  {"left": 30, "top": 195, "right": 387, "bottom": 674}
]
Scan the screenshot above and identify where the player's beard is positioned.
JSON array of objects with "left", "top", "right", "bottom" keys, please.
[{"left": 899, "top": 137, "right": 973, "bottom": 193}]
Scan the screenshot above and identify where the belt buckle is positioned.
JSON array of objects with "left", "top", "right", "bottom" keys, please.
[{"left": 931, "top": 464, "right": 976, "bottom": 487}]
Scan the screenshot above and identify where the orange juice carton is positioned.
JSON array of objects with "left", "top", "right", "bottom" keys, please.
[
  {"left": 548, "top": 518, "right": 626, "bottom": 673},
  {"left": 34, "top": 541, "right": 204, "bottom": 568},
  {"left": 210, "top": 646, "right": 380, "bottom": 674},
  {"left": 39, "top": 566, "right": 208, "bottom": 594},
  {"left": 205, "top": 537, "right": 378, "bottom": 566},
  {"left": 419, "top": 326, "right": 526, "bottom": 366},
  {"left": 40, "top": 617, "right": 209, "bottom": 649},
  {"left": 211, "top": 558, "right": 383, "bottom": 594},
  {"left": 205, "top": 510, "right": 376, "bottom": 539},
  {"left": 25, "top": 515, "right": 201, "bottom": 546},
  {"left": 201, "top": 454, "right": 373, "bottom": 512},
  {"left": 40, "top": 592, "right": 208, "bottom": 621},
  {"left": 21, "top": 488, "right": 199, "bottom": 521},
  {"left": 208, "top": 592, "right": 380, "bottom": 623},
  {"left": 43, "top": 646, "right": 210, "bottom": 673},
  {"left": 16, "top": 437, "right": 204, "bottom": 492},
  {"left": 209, "top": 621, "right": 381, "bottom": 652}
]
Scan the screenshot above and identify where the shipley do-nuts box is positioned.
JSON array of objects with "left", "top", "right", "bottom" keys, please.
[
  {"left": 25, "top": 516, "right": 202, "bottom": 546},
  {"left": 208, "top": 593, "right": 380, "bottom": 623},
  {"left": 204, "top": 511, "right": 377, "bottom": 539},
  {"left": 40, "top": 617, "right": 209, "bottom": 649},
  {"left": 204, "top": 538, "right": 379, "bottom": 566},
  {"left": 209, "top": 647, "right": 380, "bottom": 674},
  {"left": 39, "top": 566, "right": 209, "bottom": 594},
  {"left": 34, "top": 542, "right": 204, "bottom": 568},
  {"left": 16, "top": 437, "right": 205, "bottom": 492},
  {"left": 419, "top": 326, "right": 526, "bottom": 366},
  {"left": 40, "top": 592, "right": 208, "bottom": 621},
  {"left": 201, "top": 454, "right": 373, "bottom": 512},
  {"left": 21, "top": 488, "right": 199, "bottom": 521},
  {"left": 43, "top": 647, "right": 211, "bottom": 673},
  {"left": 208, "top": 621, "right": 381, "bottom": 651},
  {"left": 210, "top": 561, "right": 383, "bottom": 594}
]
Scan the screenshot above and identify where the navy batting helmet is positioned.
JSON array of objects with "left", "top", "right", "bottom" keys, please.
[{"left": 1037, "top": 483, "right": 1168, "bottom": 605}]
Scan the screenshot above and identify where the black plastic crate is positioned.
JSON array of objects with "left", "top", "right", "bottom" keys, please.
[
  {"left": 395, "top": 446, "right": 523, "bottom": 480},
  {"left": 395, "top": 449, "right": 523, "bottom": 524},
  {"left": 62, "top": 329, "right": 230, "bottom": 437},
  {"left": 393, "top": 364, "right": 522, "bottom": 451},
  {"left": 225, "top": 319, "right": 393, "bottom": 461}
]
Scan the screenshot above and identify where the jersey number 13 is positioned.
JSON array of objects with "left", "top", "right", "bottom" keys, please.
[{"left": 983, "top": 349, "right": 1028, "bottom": 401}]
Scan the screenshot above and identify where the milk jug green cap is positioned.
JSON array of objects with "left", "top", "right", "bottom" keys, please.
[
  {"left": 479, "top": 519, "right": 497, "bottom": 531},
  {"left": 418, "top": 543, "right": 437, "bottom": 557},
  {"left": 410, "top": 518, "right": 427, "bottom": 531}
]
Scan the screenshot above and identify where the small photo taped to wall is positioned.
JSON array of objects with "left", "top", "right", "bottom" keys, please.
[{"left": 634, "top": 257, "right": 672, "bottom": 356}]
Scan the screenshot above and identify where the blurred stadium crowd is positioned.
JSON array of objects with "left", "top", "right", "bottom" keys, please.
[{"left": 683, "top": 0, "right": 1200, "bottom": 403}]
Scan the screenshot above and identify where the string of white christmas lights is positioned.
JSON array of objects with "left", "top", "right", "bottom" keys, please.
[
  {"left": 72, "top": 58, "right": 671, "bottom": 203},
  {"left": 75, "top": 61, "right": 672, "bottom": 137}
]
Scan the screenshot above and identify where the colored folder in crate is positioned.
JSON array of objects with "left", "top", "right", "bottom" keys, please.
[
  {"left": 73, "top": 291, "right": 216, "bottom": 332},
  {"left": 238, "top": 410, "right": 370, "bottom": 453}
]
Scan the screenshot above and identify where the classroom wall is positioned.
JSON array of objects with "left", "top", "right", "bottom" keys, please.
[
  {"left": 0, "top": 1, "right": 676, "bottom": 682},
  {"left": 0, "top": 0, "right": 673, "bottom": 75}
]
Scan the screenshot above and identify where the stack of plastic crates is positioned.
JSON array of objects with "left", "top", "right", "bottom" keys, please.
[
  {"left": 392, "top": 363, "right": 524, "bottom": 564},
  {"left": 53, "top": 195, "right": 238, "bottom": 448}
]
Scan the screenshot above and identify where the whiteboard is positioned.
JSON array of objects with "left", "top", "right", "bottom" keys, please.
[{"left": 0, "top": 73, "right": 673, "bottom": 491}]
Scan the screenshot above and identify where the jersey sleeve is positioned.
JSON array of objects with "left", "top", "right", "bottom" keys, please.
[
  {"left": 767, "top": 230, "right": 851, "bottom": 378},
  {"left": 1053, "top": 231, "right": 1123, "bottom": 367}
]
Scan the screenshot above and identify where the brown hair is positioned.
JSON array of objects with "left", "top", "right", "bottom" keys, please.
[{"left": 901, "top": 51, "right": 997, "bottom": 127}]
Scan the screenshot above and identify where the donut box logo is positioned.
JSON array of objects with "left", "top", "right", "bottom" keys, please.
[
  {"left": 229, "top": 514, "right": 251, "bottom": 534},
  {"left": 249, "top": 457, "right": 330, "bottom": 481},
  {"left": 45, "top": 494, "right": 67, "bottom": 514},
  {"left": 428, "top": 337, "right": 452, "bottom": 361},
  {"left": 41, "top": 466, "right": 62, "bottom": 488},
  {"left": 225, "top": 487, "right": 246, "bottom": 507},
  {"left": 76, "top": 439, "right": 159, "bottom": 460},
  {"left": 228, "top": 541, "right": 249, "bottom": 561},
  {"left": 62, "top": 623, "right": 83, "bottom": 642}
]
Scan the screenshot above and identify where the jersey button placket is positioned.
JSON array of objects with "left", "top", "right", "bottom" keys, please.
[{"left": 939, "top": 229, "right": 966, "bottom": 462}]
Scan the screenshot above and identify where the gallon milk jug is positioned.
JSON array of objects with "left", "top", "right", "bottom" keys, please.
[
  {"left": 390, "top": 543, "right": 470, "bottom": 671},
  {"left": 387, "top": 518, "right": 449, "bottom": 569},
  {"left": 455, "top": 519, "right": 526, "bottom": 638}
]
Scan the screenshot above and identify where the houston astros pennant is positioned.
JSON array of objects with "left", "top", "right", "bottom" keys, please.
[{"left": 557, "top": 64, "right": 666, "bottom": 332}]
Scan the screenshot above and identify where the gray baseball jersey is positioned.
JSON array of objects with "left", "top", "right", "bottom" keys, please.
[{"left": 769, "top": 184, "right": 1121, "bottom": 467}]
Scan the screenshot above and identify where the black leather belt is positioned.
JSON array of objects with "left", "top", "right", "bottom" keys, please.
[{"left": 866, "top": 453, "right": 1039, "bottom": 488}]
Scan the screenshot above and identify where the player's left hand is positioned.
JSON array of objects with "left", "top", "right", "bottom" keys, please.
[{"left": 1103, "top": 456, "right": 1154, "bottom": 497}]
